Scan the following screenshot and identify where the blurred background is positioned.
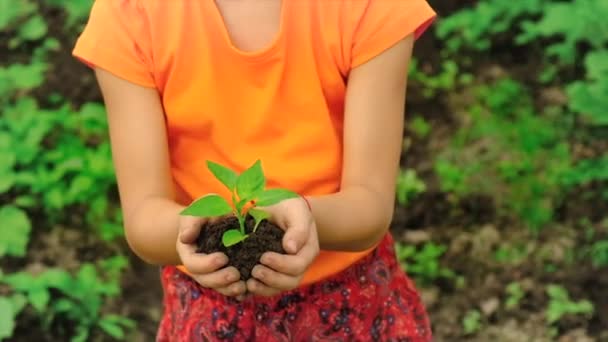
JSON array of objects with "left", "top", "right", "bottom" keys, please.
[{"left": 1, "top": 0, "right": 607, "bottom": 341}]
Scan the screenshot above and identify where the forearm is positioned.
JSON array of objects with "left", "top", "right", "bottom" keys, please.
[
  {"left": 123, "top": 196, "right": 185, "bottom": 265},
  {"left": 308, "top": 186, "right": 394, "bottom": 252}
]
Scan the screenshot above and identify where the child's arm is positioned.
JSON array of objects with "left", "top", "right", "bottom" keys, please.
[
  {"left": 309, "top": 36, "right": 415, "bottom": 252},
  {"left": 95, "top": 68, "right": 246, "bottom": 296},
  {"left": 94, "top": 68, "right": 180, "bottom": 265},
  {"left": 248, "top": 36, "right": 415, "bottom": 296}
]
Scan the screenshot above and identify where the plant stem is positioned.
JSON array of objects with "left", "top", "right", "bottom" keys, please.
[
  {"left": 236, "top": 213, "right": 245, "bottom": 234},
  {"left": 231, "top": 191, "right": 246, "bottom": 234}
]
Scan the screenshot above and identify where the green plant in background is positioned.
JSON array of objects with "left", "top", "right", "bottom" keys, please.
[
  {"left": 395, "top": 168, "right": 426, "bottom": 206},
  {"left": 409, "top": 58, "right": 472, "bottom": 98},
  {"left": 517, "top": 0, "right": 608, "bottom": 64},
  {"left": 0, "top": 290, "right": 27, "bottom": 340},
  {"left": 181, "top": 160, "right": 299, "bottom": 247},
  {"left": 0, "top": 0, "right": 141, "bottom": 340},
  {"left": 46, "top": 0, "right": 94, "bottom": 30},
  {"left": 462, "top": 309, "right": 482, "bottom": 335},
  {"left": 565, "top": 50, "right": 608, "bottom": 126},
  {"left": 493, "top": 244, "right": 530, "bottom": 265},
  {"left": 0, "top": 99, "right": 120, "bottom": 237},
  {"left": 562, "top": 155, "right": 608, "bottom": 199},
  {"left": 505, "top": 282, "right": 525, "bottom": 309},
  {"left": 437, "top": 0, "right": 608, "bottom": 65},
  {"left": 0, "top": 257, "right": 133, "bottom": 342},
  {"left": 434, "top": 158, "right": 480, "bottom": 196},
  {"left": 395, "top": 242, "right": 455, "bottom": 286},
  {"left": 435, "top": 79, "right": 573, "bottom": 229},
  {"left": 0, "top": 0, "right": 48, "bottom": 49},
  {"left": 410, "top": 116, "right": 431, "bottom": 138},
  {"left": 545, "top": 284, "right": 594, "bottom": 325},
  {"left": 0, "top": 206, "right": 31, "bottom": 258},
  {"left": 590, "top": 240, "right": 608, "bottom": 267},
  {"left": 0, "top": 63, "right": 48, "bottom": 101},
  {"left": 436, "top": 0, "right": 546, "bottom": 53}
]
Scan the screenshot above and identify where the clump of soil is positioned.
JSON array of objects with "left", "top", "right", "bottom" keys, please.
[{"left": 196, "top": 215, "right": 285, "bottom": 280}]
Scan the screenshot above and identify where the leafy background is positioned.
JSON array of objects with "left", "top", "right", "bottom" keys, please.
[{"left": 1, "top": 0, "right": 607, "bottom": 341}]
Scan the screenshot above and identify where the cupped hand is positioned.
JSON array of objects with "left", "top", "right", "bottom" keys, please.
[
  {"left": 246, "top": 197, "right": 320, "bottom": 297},
  {"left": 176, "top": 215, "right": 246, "bottom": 297}
]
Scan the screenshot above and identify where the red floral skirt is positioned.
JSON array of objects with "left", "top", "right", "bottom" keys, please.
[{"left": 156, "top": 233, "right": 432, "bottom": 341}]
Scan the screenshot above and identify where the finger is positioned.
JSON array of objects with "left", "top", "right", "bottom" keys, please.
[
  {"left": 179, "top": 251, "right": 228, "bottom": 274},
  {"left": 281, "top": 217, "right": 311, "bottom": 254},
  {"left": 179, "top": 216, "right": 205, "bottom": 244},
  {"left": 215, "top": 281, "right": 247, "bottom": 297},
  {"left": 251, "top": 265, "right": 299, "bottom": 291},
  {"left": 260, "top": 237, "right": 319, "bottom": 276},
  {"left": 246, "top": 278, "right": 282, "bottom": 297},
  {"left": 195, "top": 266, "right": 241, "bottom": 289},
  {"left": 259, "top": 252, "right": 307, "bottom": 276}
]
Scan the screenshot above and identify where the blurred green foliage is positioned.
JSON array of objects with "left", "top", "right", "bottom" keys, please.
[
  {"left": 431, "top": 0, "right": 607, "bottom": 231},
  {"left": 395, "top": 242, "right": 455, "bottom": 286},
  {"left": 1, "top": 0, "right": 607, "bottom": 340},
  {"left": 436, "top": 79, "right": 573, "bottom": 229},
  {"left": 462, "top": 309, "right": 482, "bottom": 335},
  {"left": 545, "top": 285, "right": 594, "bottom": 325},
  {"left": 395, "top": 168, "right": 426, "bottom": 206},
  {"left": 0, "top": 0, "right": 131, "bottom": 340}
]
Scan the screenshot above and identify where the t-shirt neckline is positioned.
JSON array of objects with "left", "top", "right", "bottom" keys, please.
[{"left": 206, "top": 0, "right": 289, "bottom": 61}]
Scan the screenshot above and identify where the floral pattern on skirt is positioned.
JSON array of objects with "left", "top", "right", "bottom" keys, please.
[{"left": 156, "top": 233, "right": 432, "bottom": 341}]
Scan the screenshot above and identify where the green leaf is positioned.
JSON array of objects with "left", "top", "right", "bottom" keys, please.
[
  {"left": 248, "top": 208, "right": 271, "bottom": 232},
  {"left": 0, "top": 206, "right": 31, "bottom": 258},
  {"left": 40, "top": 269, "right": 72, "bottom": 290},
  {"left": 0, "top": 297, "right": 16, "bottom": 340},
  {"left": 0, "top": 149, "right": 16, "bottom": 171},
  {"left": 2, "top": 272, "right": 33, "bottom": 290},
  {"left": 2, "top": 62, "right": 47, "bottom": 92},
  {"left": 52, "top": 298, "right": 75, "bottom": 313},
  {"left": 0, "top": 0, "right": 37, "bottom": 30},
  {"left": 44, "top": 187, "right": 64, "bottom": 210},
  {"left": 14, "top": 195, "right": 35, "bottom": 207},
  {"left": 18, "top": 14, "right": 47, "bottom": 41},
  {"left": 71, "top": 325, "right": 90, "bottom": 342},
  {"left": 547, "top": 284, "right": 567, "bottom": 300},
  {"left": 28, "top": 288, "right": 49, "bottom": 312},
  {"left": 181, "top": 194, "right": 233, "bottom": 218},
  {"left": 76, "top": 264, "right": 99, "bottom": 292},
  {"left": 236, "top": 160, "right": 265, "bottom": 201},
  {"left": 98, "top": 317, "right": 126, "bottom": 339},
  {"left": 207, "top": 161, "right": 238, "bottom": 191},
  {"left": 9, "top": 294, "right": 27, "bottom": 315},
  {"left": 102, "top": 314, "right": 136, "bottom": 328},
  {"left": 46, "top": 0, "right": 94, "bottom": 29},
  {"left": 0, "top": 172, "right": 15, "bottom": 193},
  {"left": 255, "top": 189, "right": 299, "bottom": 207},
  {"left": 67, "top": 175, "right": 94, "bottom": 201},
  {"left": 222, "top": 229, "right": 248, "bottom": 247}
]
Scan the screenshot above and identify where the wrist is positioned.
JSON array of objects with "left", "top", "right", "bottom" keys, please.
[{"left": 300, "top": 195, "right": 312, "bottom": 212}]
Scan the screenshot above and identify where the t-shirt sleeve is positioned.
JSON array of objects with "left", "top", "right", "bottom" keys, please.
[
  {"left": 349, "top": 0, "right": 436, "bottom": 68},
  {"left": 72, "top": 0, "right": 155, "bottom": 88}
]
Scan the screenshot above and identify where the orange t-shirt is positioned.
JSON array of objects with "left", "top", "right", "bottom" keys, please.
[{"left": 73, "top": 0, "right": 436, "bottom": 286}]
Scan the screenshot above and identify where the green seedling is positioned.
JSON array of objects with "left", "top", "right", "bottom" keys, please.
[{"left": 180, "top": 160, "right": 298, "bottom": 247}]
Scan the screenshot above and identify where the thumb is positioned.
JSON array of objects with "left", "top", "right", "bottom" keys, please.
[
  {"left": 179, "top": 216, "right": 204, "bottom": 244},
  {"left": 282, "top": 220, "right": 309, "bottom": 254}
]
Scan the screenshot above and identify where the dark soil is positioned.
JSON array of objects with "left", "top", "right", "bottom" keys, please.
[{"left": 196, "top": 216, "right": 285, "bottom": 280}]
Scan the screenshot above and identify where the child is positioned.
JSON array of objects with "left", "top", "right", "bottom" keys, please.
[{"left": 74, "top": 0, "right": 436, "bottom": 340}]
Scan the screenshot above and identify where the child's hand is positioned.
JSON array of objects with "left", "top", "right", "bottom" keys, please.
[
  {"left": 176, "top": 216, "right": 246, "bottom": 297},
  {"left": 247, "top": 197, "right": 320, "bottom": 297}
]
